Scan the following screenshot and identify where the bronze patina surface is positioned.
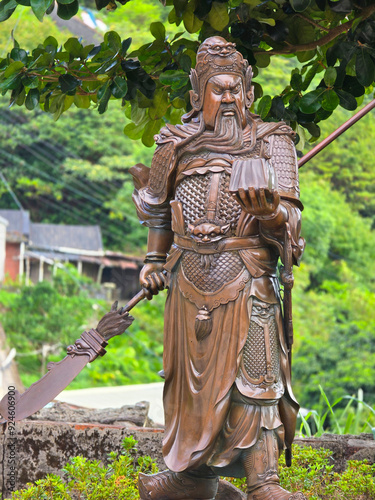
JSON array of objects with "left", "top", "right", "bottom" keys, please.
[{"left": 132, "top": 37, "right": 306, "bottom": 500}]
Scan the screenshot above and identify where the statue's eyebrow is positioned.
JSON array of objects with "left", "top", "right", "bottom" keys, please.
[{"left": 209, "top": 76, "right": 242, "bottom": 89}]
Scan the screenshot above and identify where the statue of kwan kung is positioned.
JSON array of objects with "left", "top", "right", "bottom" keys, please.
[{"left": 131, "top": 36, "right": 307, "bottom": 500}]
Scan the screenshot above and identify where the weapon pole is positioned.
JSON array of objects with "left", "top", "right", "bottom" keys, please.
[{"left": 298, "top": 99, "right": 375, "bottom": 168}]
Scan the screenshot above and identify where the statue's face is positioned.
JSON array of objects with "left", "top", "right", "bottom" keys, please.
[{"left": 202, "top": 74, "right": 246, "bottom": 130}]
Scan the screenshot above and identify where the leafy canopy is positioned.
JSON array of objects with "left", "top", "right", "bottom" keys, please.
[{"left": 1, "top": 0, "right": 375, "bottom": 146}]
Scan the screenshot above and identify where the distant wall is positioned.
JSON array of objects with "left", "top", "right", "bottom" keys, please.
[{"left": 4, "top": 242, "right": 20, "bottom": 282}]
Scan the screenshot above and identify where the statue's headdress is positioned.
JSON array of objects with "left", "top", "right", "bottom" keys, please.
[{"left": 187, "top": 36, "right": 254, "bottom": 118}]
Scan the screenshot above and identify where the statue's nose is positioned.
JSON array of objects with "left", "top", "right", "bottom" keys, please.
[{"left": 222, "top": 90, "right": 234, "bottom": 103}]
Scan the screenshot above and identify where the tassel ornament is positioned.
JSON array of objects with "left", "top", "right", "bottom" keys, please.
[{"left": 195, "top": 306, "right": 212, "bottom": 341}]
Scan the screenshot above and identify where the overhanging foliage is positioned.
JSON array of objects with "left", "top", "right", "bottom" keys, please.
[{"left": 0, "top": 0, "right": 375, "bottom": 145}]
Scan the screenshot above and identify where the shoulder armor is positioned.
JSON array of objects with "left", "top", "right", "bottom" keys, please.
[
  {"left": 140, "top": 122, "right": 201, "bottom": 205},
  {"left": 269, "top": 133, "right": 303, "bottom": 210},
  {"left": 148, "top": 141, "right": 175, "bottom": 196}
]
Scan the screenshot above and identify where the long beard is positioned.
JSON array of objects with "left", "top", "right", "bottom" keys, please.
[{"left": 188, "top": 105, "right": 245, "bottom": 154}]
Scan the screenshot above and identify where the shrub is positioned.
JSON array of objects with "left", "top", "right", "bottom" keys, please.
[{"left": 9, "top": 440, "right": 375, "bottom": 499}]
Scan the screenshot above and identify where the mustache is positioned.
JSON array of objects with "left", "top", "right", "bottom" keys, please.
[{"left": 219, "top": 103, "right": 238, "bottom": 112}]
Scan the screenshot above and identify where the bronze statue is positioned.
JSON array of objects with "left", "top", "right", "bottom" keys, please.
[{"left": 132, "top": 36, "right": 306, "bottom": 500}]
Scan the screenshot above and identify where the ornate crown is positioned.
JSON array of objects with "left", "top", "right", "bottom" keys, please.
[{"left": 189, "top": 36, "right": 253, "bottom": 113}]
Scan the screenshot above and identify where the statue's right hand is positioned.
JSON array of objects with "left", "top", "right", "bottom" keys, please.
[{"left": 139, "top": 263, "right": 166, "bottom": 300}]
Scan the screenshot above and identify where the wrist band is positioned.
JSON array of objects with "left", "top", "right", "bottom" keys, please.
[{"left": 144, "top": 252, "right": 167, "bottom": 264}]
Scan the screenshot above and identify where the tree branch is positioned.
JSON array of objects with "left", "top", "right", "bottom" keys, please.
[
  {"left": 295, "top": 13, "right": 330, "bottom": 32},
  {"left": 254, "top": 4, "right": 375, "bottom": 56}
]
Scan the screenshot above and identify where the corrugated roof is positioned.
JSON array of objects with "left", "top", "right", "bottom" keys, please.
[
  {"left": 0, "top": 209, "right": 30, "bottom": 236},
  {"left": 29, "top": 223, "right": 103, "bottom": 253}
]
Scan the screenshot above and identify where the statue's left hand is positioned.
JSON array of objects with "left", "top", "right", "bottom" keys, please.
[
  {"left": 96, "top": 301, "right": 134, "bottom": 341},
  {"left": 234, "top": 187, "right": 280, "bottom": 219}
]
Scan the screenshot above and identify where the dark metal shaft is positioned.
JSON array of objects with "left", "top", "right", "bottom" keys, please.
[{"left": 298, "top": 99, "right": 375, "bottom": 169}]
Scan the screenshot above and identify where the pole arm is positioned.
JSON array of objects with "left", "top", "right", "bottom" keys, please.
[{"left": 298, "top": 99, "right": 375, "bottom": 169}]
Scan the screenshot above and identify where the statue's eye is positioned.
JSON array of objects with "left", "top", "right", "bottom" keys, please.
[
  {"left": 212, "top": 88, "right": 222, "bottom": 95},
  {"left": 232, "top": 86, "right": 241, "bottom": 94},
  {"left": 210, "top": 232, "right": 217, "bottom": 237},
  {"left": 198, "top": 233, "right": 203, "bottom": 238}
]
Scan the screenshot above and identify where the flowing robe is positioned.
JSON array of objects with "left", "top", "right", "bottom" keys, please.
[{"left": 132, "top": 116, "right": 305, "bottom": 477}]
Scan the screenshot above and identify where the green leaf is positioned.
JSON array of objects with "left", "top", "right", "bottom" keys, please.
[
  {"left": 10, "top": 48, "right": 27, "bottom": 64},
  {"left": 150, "top": 21, "right": 166, "bottom": 41},
  {"left": 336, "top": 89, "right": 358, "bottom": 111},
  {"left": 111, "top": 76, "right": 128, "bottom": 98},
  {"left": 30, "top": 0, "right": 53, "bottom": 21},
  {"left": 142, "top": 118, "right": 163, "bottom": 147},
  {"left": 74, "top": 94, "right": 91, "bottom": 108},
  {"left": 290, "top": 0, "right": 312, "bottom": 12},
  {"left": 0, "top": 73, "right": 22, "bottom": 91},
  {"left": 95, "top": 0, "right": 109, "bottom": 9},
  {"left": 104, "top": 31, "right": 122, "bottom": 53},
  {"left": 301, "top": 62, "right": 319, "bottom": 91},
  {"left": 56, "top": 0, "right": 78, "bottom": 20},
  {"left": 324, "top": 67, "right": 337, "bottom": 87},
  {"left": 179, "top": 54, "right": 191, "bottom": 73},
  {"left": 299, "top": 89, "right": 325, "bottom": 113},
  {"left": 43, "top": 36, "right": 58, "bottom": 49},
  {"left": 252, "top": 14, "right": 275, "bottom": 26},
  {"left": 4, "top": 60, "right": 24, "bottom": 78},
  {"left": 257, "top": 95, "right": 272, "bottom": 119},
  {"left": 25, "top": 88, "right": 40, "bottom": 110},
  {"left": 22, "top": 75, "right": 38, "bottom": 88},
  {"left": 171, "top": 96, "right": 186, "bottom": 109},
  {"left": 121, "top": 38, "right": 132, "bottom": 57},
  {"left": 59, "top": 74, "right": 81, "bottom": 93},
  {"left": 159, "top": 70, "right": 189, "bottom": 89},
  {"left": 97, "top": 81, "right": 112, "bottom": 114},
  {"left": 291, "top": 73, "right": 302, "bottom": 91},
  {"left": 124, "top": 120, "right": 147, "bottom": 140},
  {"left": 64, "top": 38, "right": 83, "bottom": 58},
  {"left": 321, "top": 89, "right": 339, "bottom": 111},
  {"left": 183, "top": 5, "right": 203, "bottom": 33},
  {"left": 297, "top": 49, "right": 316, "bottom": 63},
  {"left": 0, "top": 0, "right": 17, "bottom": 22},
  {"left": 355, "top": 50, "right": 375, "bottom": 87},
  {"left": 56, "top": 0, "right": 75, "bottom": 4},
  {"left": 207, "top": 2, "right": 229, "bottom": 31},
  {"left": 255, "top": 52, "right": 270, "bottom": 68},
  {"left": 149, "top": 89, "right": 168, "bottom": 120}
]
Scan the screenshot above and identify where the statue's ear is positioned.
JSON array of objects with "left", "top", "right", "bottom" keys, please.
[
  {"left": 246, "top": 85, "right": 254, "bottom": 108},
  {"left": 190, "top": 69, "right": 202, "bottom": 111},
  {"left": 221, "top": 223, "right": 231, "bottom": 234},
  {"left": 245, "top": 66, "right": 254, "bottom": 108}
]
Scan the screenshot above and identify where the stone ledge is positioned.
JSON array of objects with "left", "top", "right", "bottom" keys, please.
[{"left": 1, "top": 418, "right": 374, "bottom": 498}]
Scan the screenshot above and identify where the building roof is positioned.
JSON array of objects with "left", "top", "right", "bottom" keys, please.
[
  {"left": 0, "top": 209, "right": 30, "bottom": 241},
  {"left": 0, "top": 216, "right": 8, "bottom": 227},
  {"left": 29, "top": 223, "right": 103, "bottom": 254}
]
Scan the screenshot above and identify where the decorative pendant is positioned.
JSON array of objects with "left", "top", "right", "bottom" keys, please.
[{"left": 195, "top": 306, "right": 212, "bottom": 341}]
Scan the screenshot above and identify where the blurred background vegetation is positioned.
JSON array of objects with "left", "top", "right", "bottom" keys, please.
[{"left": 0, "top": 0, "right": 374, "bottom": 434}]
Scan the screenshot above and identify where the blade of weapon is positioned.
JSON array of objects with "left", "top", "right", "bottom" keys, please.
[
  {"left": 298, "top": 99, "right": 375, "bottom": 169},
  {"left": 0, "top": 289, "right": 147, "bottom": 423}
]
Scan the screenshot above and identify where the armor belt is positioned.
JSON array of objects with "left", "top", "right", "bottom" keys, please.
[{"left": 174, "top": 234, "right": 262, "bottom": 254}]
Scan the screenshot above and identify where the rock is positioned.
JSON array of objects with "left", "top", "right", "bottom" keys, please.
[
  {"left": 295, "top": 433, "right": 375, "bottom": 472},
  {"left": 216, "top": 479, "right": 246, "bottom": 499},
  {"left": 27, "top": 400, "right": 154, "bottom": 427}
]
